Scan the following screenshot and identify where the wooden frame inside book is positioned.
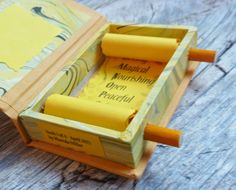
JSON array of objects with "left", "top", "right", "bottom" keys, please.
[{"left": 0, "top": 0, "right": 216, "bottom": 179}]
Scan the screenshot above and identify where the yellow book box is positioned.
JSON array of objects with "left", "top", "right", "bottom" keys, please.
[{"left": 0, "top": 0, "right": 216, "bottom": 178}]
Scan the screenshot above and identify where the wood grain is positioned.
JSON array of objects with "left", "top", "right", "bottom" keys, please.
[{"left": 1, "top": 0, "right": 236, "bottom": 189}]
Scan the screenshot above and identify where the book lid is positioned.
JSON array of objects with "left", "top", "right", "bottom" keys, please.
[{"left": 0, "top": 0, "right": 106, "bottom": 120}]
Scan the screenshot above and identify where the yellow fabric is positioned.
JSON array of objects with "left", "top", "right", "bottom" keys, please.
[
  {"left": 79, "top": 57, "right": 164, "bottom": 110},
  {"left": 101, "top": 33, "right": 178, "bottom": 63},
  {"left": 0, "top": 4, "right": 62, "bottom": 71},
  {"left": 44, "top": 94, "right": 136, "bottom": 131}
]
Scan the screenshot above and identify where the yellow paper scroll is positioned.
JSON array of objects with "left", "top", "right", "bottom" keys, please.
[
  {"left": 0, "top": 4, "right": 62, "bottom": 71},
  {"left": 101, "top": 33, "right": 178, "bottom": 62},
  {"left": 44, "top": 94, "right": 136, "bottom": 131},
  {"left": 44, "top": 33, "right": 172, "bottom": 132}
]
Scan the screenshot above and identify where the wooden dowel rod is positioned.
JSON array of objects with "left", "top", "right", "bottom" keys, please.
[
  {"left": 189, "top": 48, "right": 216, "bottom": 63},
  {"left": 144, "top": 124, "right": 182, "bottom": 147}
]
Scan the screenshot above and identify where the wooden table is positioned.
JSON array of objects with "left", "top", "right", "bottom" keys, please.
[{"left": 1, "top": 0, "right": 236, "bottom": 189}]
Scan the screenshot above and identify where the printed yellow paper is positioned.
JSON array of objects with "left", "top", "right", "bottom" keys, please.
[
  {"left": 38, "top": 121, "right": 105, "bottom": 157},
  {"left": 0, "top": 4, "right": 62, "bottom": 71},
  {"left": 78, "top": 57, "right": 164, "bottom": 110}
]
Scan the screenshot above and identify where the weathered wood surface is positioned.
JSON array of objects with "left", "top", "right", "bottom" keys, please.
[{"left": 1, "top": 0, "right": 236, "bottom": 189}]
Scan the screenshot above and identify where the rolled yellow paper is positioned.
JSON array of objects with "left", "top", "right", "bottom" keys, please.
[
  {"left": 44, "top": 94, "right": 136, "bottom": 131},
  {"left": 101, "top": 33, "right": 178, "bottom": 62}
]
